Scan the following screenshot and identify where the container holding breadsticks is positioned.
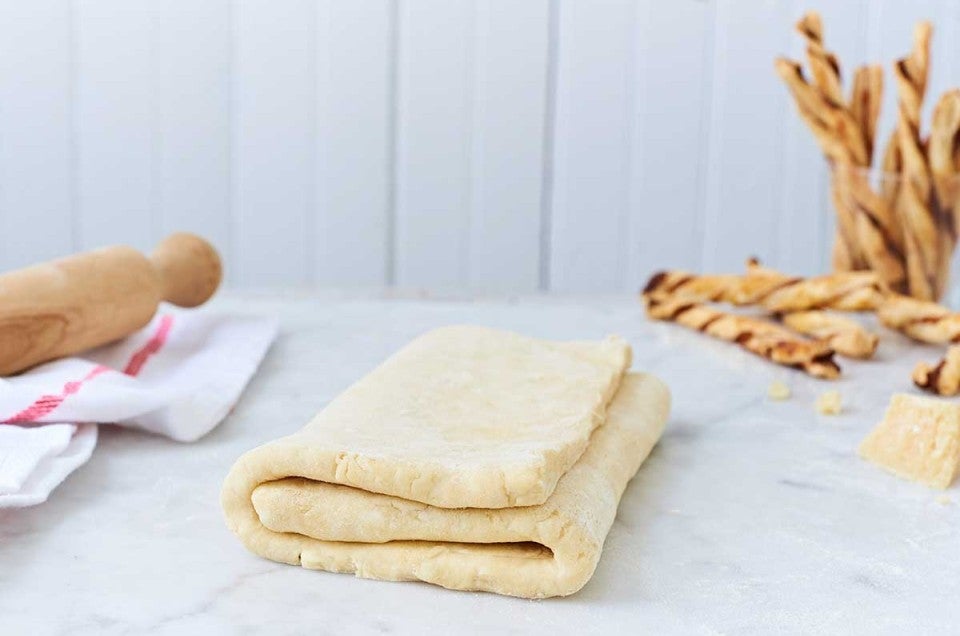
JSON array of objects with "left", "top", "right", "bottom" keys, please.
[
  {"left": 777, "top": 14, "right": 960, "bottom": 303},
  {"left": 830, "top": 163, "right": 960, "bottom": 301}
]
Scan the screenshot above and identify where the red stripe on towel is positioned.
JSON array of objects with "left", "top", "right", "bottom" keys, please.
[
  {"left": 1, "top": 314, "right": 175, "bottom": 423},
  {"left": 123, "top": 314, "right": 174, "bottom": 376},
  {"left": 1, "top": 365, "right": 109, "bottom": 423}
]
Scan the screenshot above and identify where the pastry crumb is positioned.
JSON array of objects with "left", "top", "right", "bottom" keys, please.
[
  {"left": 815, "top": 390, "right": 842, "bottom": 415},
  {"left": 936, "top": 495, "right": 952, "bottom": 506},
  {"left": 768, "top": 380, "right": 791, "bottom": 401}
]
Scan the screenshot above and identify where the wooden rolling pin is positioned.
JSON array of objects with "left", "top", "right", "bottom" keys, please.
[{"left": 0, "top": 233, "right": 222, "bottom": 376}]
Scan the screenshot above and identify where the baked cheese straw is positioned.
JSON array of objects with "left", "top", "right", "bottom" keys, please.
[
  {"left": 928, "top": 90, "right": 960, "bottom": 224},
  {"left": 928, "top": 90, "right": 960, "bottom": 288},
  {"left": 877, "top": 294, "right": 960, "bottom": 344},
  {"left": 779, "top": 310, "right": 879, "bottom": 359},
  {"left": 775, "top": 53, "right": 873, "bottom": 272},
  {"left": 835, "top": 164, "right": 906, "bottom": 291},
  {"left": 642, "top": 266, "right": 886, "bottom": 313},
  {"left": 736, "top": 260, "right": 887, "bottom": 311},
  {"left": 774, "top": 59, "right": 864, "bottom": 163},
  {"left": 794, "top": 12, "right": 822, "bottom": 49},
  {"left": 899, "top": 22, "right": 933, "bottom": 128},
  {"left": 776, "top": 59, "right": 864, "bottom": 270},
  {"left": 880, "top": 133, "right": 902, "bottom": 212},
  {"left": 850, "top": 65, "right": 883, "bottom": 160},
  {"left": 893, "top": 22, "right": 937, "bottom": 299},
  {"left": 913, "top": 345, "right": 960, "bottom": 396},
  {"left": 896, "top": 106, "right": 939, "bottom": 300},
  {"left": 645, "top": 297, "right": 840, "bottom": 379},
  {"left": 794, "top": 14, "right": 889, "bottom": 278},
  {"left": 796, "top": 13, "right": 845, "bottom": 107}
]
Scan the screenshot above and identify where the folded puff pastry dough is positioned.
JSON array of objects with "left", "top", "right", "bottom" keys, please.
[{"left": 222, "top": 326, "right": 670, "bottom": 598}]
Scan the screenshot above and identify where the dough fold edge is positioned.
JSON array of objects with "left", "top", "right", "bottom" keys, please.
[{"left": 221, "top": 373, "right": 670, "bottom": 598}]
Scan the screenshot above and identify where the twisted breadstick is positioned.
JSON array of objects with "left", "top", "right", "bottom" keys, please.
[
  {"left": 880, "top": 132, "right": 902, "bottom": 210},
  {"left": 790, "top": 12, "right": 883, "bottom": 276},
  {"left": 896, "top": 22, "right": 932, "bottom": 129},
  {"left": 877, "top": 294, "right": 960, "bottom": 343},
  {"left": 779, "top": 310, "right": 879, "bottom": 359},
  {"left": 913, "top": 345, "right": 960, "bottom": 396},
  {"left": 645, "top": 296, "right": 840, "bottom": 379},
  {"left": 775, "top": 58, "right": 866, "bottom": 271},
  {"left": 893, "top": 22, "right": 938, "bottom": 300},
  {"left": 929, "top": 90, "right": 960, "bottom": 221},
  {"left": 796, "top": 13, "right": 845, "bottom": 108},
  {"left": 642, "top": 263, "right": 885, "bottom": 313},
  {"left": 849, "top": 65, "right": 883, "bottom": 160},
  {"left": 776, "top": 45, "right": 900, "bottom": 281},
  {"left": 774, "top": 60, "right": 867, "bottom": 165},
  {"left": 928, "top": 90, "right": 960, "bottom": 288},
  {"left": 833, "top": 162, "right": 906, "bottom": 292}
]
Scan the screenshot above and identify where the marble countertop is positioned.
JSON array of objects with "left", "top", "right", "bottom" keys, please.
[{"left": 3, "top": 292, "right": 958, "bottom": 635}]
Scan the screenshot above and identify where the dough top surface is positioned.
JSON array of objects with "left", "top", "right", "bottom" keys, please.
[{"left": 294, "top": 325, "right": 631, "bottom": 507}]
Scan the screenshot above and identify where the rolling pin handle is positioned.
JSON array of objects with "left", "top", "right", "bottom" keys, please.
[{"left": 149, "top": 233, "right": 223, "bottom": 308}]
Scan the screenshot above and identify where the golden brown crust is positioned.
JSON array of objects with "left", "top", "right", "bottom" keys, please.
[
  {"left": 893, "top": 22, "right": 939, "bottom": 300},
  {"left": 644, "top": 296, "right": 840, "bottom": 379},
  {"left": 780, "top": 310, "right": 879, "bottom": 359},
  {"left": 849, "top": 65, "right": 883, "bottom": 159},
  {"left": 928, "top": 90, "right": 960, "bottom": 289},
  {"left": 913, "top": 345, "right": 960, "bottom": 396},
  {"left": 877, "top": 294, "right": 960, "bottom": 343},
  {"left": 642, "top": 263, "right": 885, "bottom": 313},
  {"left": 832, "top": 164, "right": 906, "bottom": 292}
]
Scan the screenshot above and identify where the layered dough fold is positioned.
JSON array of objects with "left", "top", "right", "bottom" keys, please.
[{"left": 222, "top": 326, "right": 669, "bottom": 598}]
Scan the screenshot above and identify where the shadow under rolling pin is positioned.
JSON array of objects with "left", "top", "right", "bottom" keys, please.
[{"left": 0, "top": 233, "right": 222, "bottom": 376}]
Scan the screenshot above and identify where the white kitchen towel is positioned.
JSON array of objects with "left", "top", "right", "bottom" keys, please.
[{"left": 0, "top": 308, "right": 277, "bottom": 508}]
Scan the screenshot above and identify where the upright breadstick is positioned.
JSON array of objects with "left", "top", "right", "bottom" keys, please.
[
  {"left": 913, "top": 345, "right": 960, "bottom": 396},
  {"left": 775, "top": 57, "right": 860, "bottom": 270},
  {"left": 880, "top": 133, "right": 902, "bottom": 211},
  {"left": 779, "top": 311, "right": 879, "bottom": 359},
  {"left": 898, "top": 22, "right": 933, "bottom": 129},
  {"left": 877, "top": 294, "right": 960, "bottom": 343},
  {"left": 893, "top": 22, "right": 938, "bottom": 300},
  {"left": 928, "top": 90, "right": 960, "bottom": 215},
  {"left": 849, "top": 65, "right": 883, "bottom": 160},
  {"left": 928, "top": 90, "right": 960, "bottom": 288},
  {"left": 896, "top": 109, "right": 939, "bottom": 300},
  {"left": 774, "top": 59, "right": 866, "bottom": 164},
  {"left": 645, "top": 297, "right": 840, "bottom": 379},
  {"left": 796, "top": 12, "right": 845, "bottom": 107},
  {"left": 834, "top": 163, "right": 906, "bottom": 292}
]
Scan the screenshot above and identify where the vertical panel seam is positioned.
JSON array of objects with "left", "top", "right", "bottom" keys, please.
[
  {"left": 306, "top": 0, "right": 319, "bottom": 286},
  {"left": 314, "top": 0, "right": 326, "bottom": 287},
  {"left": 769, "top": 1, "right": 792, "bottom": 270},
  {"left": 467, "top": 0, "right": 486, "bottom": 289},
  {"left": 776, "top": 0, "right": 796, "bottom": 270},
  {"left": 694, "top": 0, "right": 722, "bottom": 272},
  {"left": 463, "top": 0, "right": 478, "bottom": 287},
  {"left": 538, "top": 0, "right": 559, "bottom": 292},
  {"left": 149, "top": 3, "right": 162, "bottom": 244},
  {"left": 385, "top": 0, "right": 400, "bottom": 287},
  {"left": 227, "top": 0, "right": 239, "bottom": 286},
  {"left": 69, "top": 0, "right": 80, "bottom": 251},
  {"left": 620, "top": 0, "right": 641, "bottom": 291}
]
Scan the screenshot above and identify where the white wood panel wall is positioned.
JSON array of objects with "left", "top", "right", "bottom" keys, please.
[{"left": 0, "top": 1, "right": 959, "bottom": 291}]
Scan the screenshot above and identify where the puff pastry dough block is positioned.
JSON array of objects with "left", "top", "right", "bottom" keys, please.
[{"left": 222, "top": 326, "right": 670, "bottom": 598}]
